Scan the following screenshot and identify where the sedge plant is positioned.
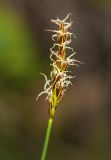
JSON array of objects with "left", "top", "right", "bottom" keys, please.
[{"left": 36, "top": 13, "right": 81, "bottom": 160}]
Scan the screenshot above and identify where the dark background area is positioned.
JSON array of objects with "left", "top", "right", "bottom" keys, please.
[{"left": 0, "top": 0, "right": 111, "bottom": 159}]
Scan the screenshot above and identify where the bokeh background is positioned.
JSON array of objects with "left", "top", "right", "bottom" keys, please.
[{"left": 0, "top": 0, "right": 111, "bottom": 160}]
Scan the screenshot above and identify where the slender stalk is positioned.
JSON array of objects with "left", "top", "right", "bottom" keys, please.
[
  {"left": 37, "top": 14, "right": 80, "bottom": 160},
  {"left": 40, "top": 117, "right": 53, "bottom": 160}
]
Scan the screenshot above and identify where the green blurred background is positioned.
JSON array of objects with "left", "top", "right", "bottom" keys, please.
[{"left": 0, "top": 0, "right": 111, "bottom": 160}]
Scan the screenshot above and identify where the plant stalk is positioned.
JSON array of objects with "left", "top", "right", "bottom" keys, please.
[{"left": 40, "top": 117, "right": 53, "bottom": 160}]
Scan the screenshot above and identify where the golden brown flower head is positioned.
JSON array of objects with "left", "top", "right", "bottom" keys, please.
[{"left": 37, "top": 14, "right": 81, "bottom": 118}]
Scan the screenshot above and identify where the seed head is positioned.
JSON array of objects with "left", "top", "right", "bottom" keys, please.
[{"left": 36, "top": 14, "right": 81, "bottom": 118}]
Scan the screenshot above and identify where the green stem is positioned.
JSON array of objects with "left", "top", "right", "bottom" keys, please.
[{"left": 40, "top": 117, "right": 53, "bottom": 160}]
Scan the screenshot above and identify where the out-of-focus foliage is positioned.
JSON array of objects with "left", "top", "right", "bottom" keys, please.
[
  {"left": 0, "top": 6, "right": 40, "bottom": 91},
  {"left": 89, "top": 0, "right": 111, "bottom": 8},
  {"left": 0, "top": 0, "right": 111, "bottom": 160}
]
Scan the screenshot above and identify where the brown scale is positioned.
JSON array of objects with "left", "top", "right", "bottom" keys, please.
[
  {"left": 50, "top": 23, "right": 69, "bottom": 109},
  {"left": 52, "top": 75, "right": 60, "bottom": 90},
  {"left": 51, "top": 72, "right": 63, "bottom": 102},
  {"left": 58, "top": 36, "right": 66, "bottom": 58},
  {"left": 55, "top": 25, "right": 68, "bottom": 73},
  {"left": 57, "top": 23, "right": 67, "bottom": 58},
  {"left": 61, "top": 62, "right": 68, "bottom": 72}
]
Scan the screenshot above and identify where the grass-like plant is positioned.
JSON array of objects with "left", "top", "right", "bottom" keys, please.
[{"left": 36, "top": 13, "right": 81, "bottom": 160}]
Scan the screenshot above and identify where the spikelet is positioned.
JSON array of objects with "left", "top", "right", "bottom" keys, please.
[{"left": 36, "top": 14, "right": 81, "bottom": 118}]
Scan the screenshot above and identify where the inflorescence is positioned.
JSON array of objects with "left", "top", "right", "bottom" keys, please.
[{"left": 36, "top": 14, "right": 81, "bottom": 118}]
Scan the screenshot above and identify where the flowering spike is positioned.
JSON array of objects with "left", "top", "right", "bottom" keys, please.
[{"left": 37, "top": 14, "right": 81, "bottom": 118}]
